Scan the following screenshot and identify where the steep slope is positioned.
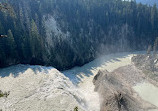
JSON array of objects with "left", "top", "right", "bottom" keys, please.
[
  {"left": 0, "top": 0, "right": 158, "bottom": 70},
  {"left": 132, "top": 54, "right": 158, "bottom": 82}
]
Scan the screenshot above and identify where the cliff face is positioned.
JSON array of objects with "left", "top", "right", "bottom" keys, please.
[
  {"left": 132, "top": 54, "right": 158, "bottom": 83},
  {"left": 93, "top": 65, "right": 158, "bottom": 111}
]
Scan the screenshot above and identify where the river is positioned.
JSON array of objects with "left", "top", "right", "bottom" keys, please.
[{"left": 1, "top": 51, "right": 157, "bottom": 111}]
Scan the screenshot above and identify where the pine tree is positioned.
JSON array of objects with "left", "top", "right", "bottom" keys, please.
[
  {"left": 151, "top": 4, "right": 157, "bottom": 32},
  {"left": 30, "top": 19, "right": 42, "bottom": 58},
  {"left": 6, "top": 29, "right": 18, "bottom": 58},
  {"left": 153, "top": 37, "right": 158, "bottom": 55},
  {"left": 0, "top": 22, "right": 5, "bottom": 34}
]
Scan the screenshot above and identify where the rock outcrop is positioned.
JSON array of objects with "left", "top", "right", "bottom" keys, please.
[
  {"left": 132, "top": 54, "right": 158, "bottom": 82},
  {"left": 93, "top": 66, "right": 158, "bottom": 111}
]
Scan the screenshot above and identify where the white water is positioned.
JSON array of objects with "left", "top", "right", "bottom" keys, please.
[
  {"left": 133, "top": 82, "right": 158, "bottom": 107},
  {"left": 0, "top": 65, "right": 86, "bottom": 111},
  {"left": 0, "top": 51, "right": 145, "bottom": 111},
  {"left": 63, "top": 52, "right": 144, "bottom": 111}
]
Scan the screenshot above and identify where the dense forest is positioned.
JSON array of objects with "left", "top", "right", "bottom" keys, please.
[{"left": 0, "top": 0, "right": 158, "bottom": 70}]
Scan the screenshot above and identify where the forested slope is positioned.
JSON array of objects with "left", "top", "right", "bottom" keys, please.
[{"left": 0, "top": 0, "right": 158, "bottom": 70}]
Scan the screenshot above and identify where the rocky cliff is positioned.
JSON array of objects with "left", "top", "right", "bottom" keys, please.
[{"left": 93, "top": 64, "right": 158, "bottom": 111}]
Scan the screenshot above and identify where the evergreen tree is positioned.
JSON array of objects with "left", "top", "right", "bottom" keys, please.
[
  {"left": 153, "top": 37, "right": 158, "bottom": 55},
  {"left": 30, "top": 19, "right": 44, "bottom": 64},
  {"left": 151, "top": 4, "right": 157, "bottom": 32},
  {"left": 30, "top": 19, "right": 39, "bottom": 57},
  {"left": 0, "top": 0, "right": 158, "bottom": 70},
  {"left": 6, "top": 29, "right": 18, "bottom": 59}
]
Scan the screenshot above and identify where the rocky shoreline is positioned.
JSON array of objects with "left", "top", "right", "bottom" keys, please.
[{"left": 93, "top": 54, "right": 158, "bottom": 111}]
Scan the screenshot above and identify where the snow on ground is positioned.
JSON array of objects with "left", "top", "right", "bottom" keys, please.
[{"left": 0, "top": 65, "right": 86, "bottom": 111}]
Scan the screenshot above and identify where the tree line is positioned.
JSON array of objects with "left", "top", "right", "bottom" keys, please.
[{"left": 0, "top": 0, "right": 158, "bottom": 70}]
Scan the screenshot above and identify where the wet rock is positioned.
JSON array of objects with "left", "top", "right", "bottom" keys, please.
[{"left": 93, "top": 69, "right": 158, "bottom": 111}]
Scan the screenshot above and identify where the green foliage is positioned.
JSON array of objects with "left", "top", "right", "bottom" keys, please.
[
  {"left": 0, "top": 3, "right": 15, "bottom": 17},
  {"left": 30, "top": 19, "right": 39, "bottom": 57},
  {"left": 0, "top": 0, "right": 158, "bottom": 70},
  {"left": 6, "top": 29, "right": 18, "bottom": 58},
  {"left": 0, "top": 90, "right": 10, "bottom": 98},
  {"left": 153, "top": 37, "right": 158, "bottom": 55},
  {"left": 0, "top": 93, "right": 4, "bottom": 98},
  {"left": 74, "top": 106, "right": 78, "bottom": 111}
]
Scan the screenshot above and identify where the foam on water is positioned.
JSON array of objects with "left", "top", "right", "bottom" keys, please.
[
  {"left": 0, "top": 51, "right": 145, "bottom": 111},
  {"left": 63, "top": 51, "right": 144, "bottom": 111},
  {"left": 0, "top": 65, "right": 86, "bottom": 111}
]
